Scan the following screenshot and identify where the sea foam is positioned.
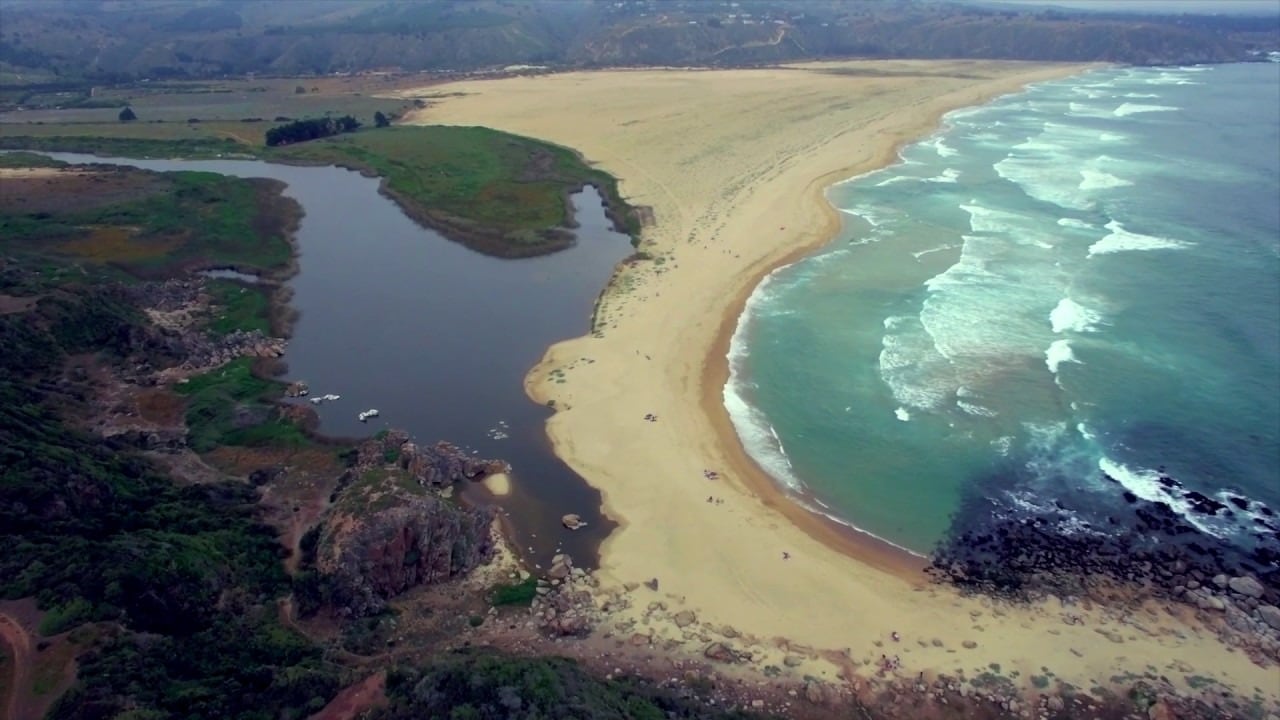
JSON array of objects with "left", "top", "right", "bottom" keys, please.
[
  {"left": 1088, "top": 220, "right": 1190, "bottom": 256},
  {"left": 724, "top": 272, "right": 805, "bottom": 491},
  {"left": 1079, "top": 169, "right": 1132, "bottom": 191},
  {"left": 1098, "top": 458, "right": 1223, "bottom": 537},
  {"left": 1050, "top": 298, "right": 1103, "bottom": 334},
  {"left": 1045, "top": 339, "right": 1079, "bottom": 374},
  {"left": 1114, "top": 103, "right": 1179, "bottom": 117}
]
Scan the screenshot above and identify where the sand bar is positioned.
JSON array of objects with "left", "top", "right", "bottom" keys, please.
[{"left": 405, "top": 61, "right": 1278, "bottom": 697}]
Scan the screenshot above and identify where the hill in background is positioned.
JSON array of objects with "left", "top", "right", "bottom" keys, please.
[{"left": 2, "top": 0, "right": 1278, "bottom": 84}]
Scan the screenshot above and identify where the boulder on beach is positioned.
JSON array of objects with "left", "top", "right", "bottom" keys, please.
[{"left": 562, "top": 513, "right": 586, "bottom": 530}]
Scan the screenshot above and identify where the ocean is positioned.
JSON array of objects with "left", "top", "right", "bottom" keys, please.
[{"left": 726, "top": 63, "right": 1280, "bottom": 556}]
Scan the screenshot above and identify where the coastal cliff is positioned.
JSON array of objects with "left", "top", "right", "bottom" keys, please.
[{"left": 311, "top": 431, "right": 508, "bottom": 618}]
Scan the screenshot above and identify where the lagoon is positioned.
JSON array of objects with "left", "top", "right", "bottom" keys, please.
[{"left": 40, "top": 151, "right": 633, "bottom": 565}]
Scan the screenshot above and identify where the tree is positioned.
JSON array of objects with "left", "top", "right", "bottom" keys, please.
[
  {"left": 118, "top": 106, "right": 137, "bottom": 122},
  {"left": 374, "top": 111, "right": 391, "bottom": 128},
  {"left": 265, "top": 116, "right": 362, "bottom": 147}
]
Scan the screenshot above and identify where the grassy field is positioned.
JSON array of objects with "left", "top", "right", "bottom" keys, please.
[
  {"left": 0, "top": 164, "right": 297, "bottom": 278},
  {"left": 273, "top": 125, "right": 642, "bottom": 257},
  {"left": 0, "top": 121, "right": 270, "bottom": 151},
  {"left": 2, "top": 75, "right": 416, "bottom": 131},
  {"left": 176, "top": 357, "right": 309, "bottom": 453},
  {"left": 206, "top": 280, "right": 274, "bottom": 335}
]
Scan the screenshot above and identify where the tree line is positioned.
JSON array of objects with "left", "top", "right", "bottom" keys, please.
[{"left": 265, "top": 115, "right": 361, "bottom": 146}]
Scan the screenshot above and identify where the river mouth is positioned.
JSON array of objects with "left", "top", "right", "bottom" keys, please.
[{"left": 33, "top": 151, "right": 633, "bottom": 568}]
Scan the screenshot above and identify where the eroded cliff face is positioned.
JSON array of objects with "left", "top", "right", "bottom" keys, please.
[{"left": 316, "top": 431, "right": 509, "bottom": 618}]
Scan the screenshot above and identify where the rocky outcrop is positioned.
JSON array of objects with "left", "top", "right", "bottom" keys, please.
[
  {"left": 320, "top": 495, "right": 495, "bottom": 618},
  {"left": 360, "top": 430, "right": 509, "bottom": 488},
  {"left": 315, "top": 432, "right": 507, "bottom": 618},
  {"left": 929, "top": 471, "right": 1280, "bottom": 664}
]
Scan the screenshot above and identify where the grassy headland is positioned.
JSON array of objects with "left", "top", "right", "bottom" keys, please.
[{"left": 273, "top": 125, "right": 642, "bottom": 257}]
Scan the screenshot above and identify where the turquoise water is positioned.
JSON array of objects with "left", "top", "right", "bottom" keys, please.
[{"left": 727, "top": 63, "right": 1280, "bottom": 554}]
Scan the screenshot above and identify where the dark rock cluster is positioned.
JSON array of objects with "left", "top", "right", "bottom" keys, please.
[
  {"left": 359, "top": 430, "right": 509, "bottom": 488},
  {"left": 929, "top": 470, "right": 1280, "bottom": 663}
]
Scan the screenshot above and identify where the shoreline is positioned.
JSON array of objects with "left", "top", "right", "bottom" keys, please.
[
  {"left": 407, "top": 60, "right": 1280, "bottom": 700},
  {"left": 699, "top": 156, "right": 932, "bottom": 579},
  {"left": 698, "top": 69, "right": 1091, "bottom": 571}
]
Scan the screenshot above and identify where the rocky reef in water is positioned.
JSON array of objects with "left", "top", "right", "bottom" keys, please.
[
  {"left": 312, "top": 431, "right": 510, "bottom": 618},
  {"left": 929, "top": 469, "right": 1280, "bottom": 664}
]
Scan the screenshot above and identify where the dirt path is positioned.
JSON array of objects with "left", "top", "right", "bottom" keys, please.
[
  {"left": 308, "top": 671, "right": 385, "bottom": 720},
  {"left": 0, "top": 612, "right": 34, "bottom": 720}
]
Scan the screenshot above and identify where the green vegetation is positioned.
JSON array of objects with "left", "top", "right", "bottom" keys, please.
[
  {"left": 1, "top": 123, "right": 640, "bottom": 260},
  {"left": 48, "top": 609, "right": 341, "bottom": 720},
  {"left": 176, "top": 357, "right": 308, "bottom": 452},
  {"left": 206, "top": 279, "right": 273, "bottom": 335},
  {"left": 38, "top": 598, "right": 94, "bottom": 636},
  {"left": 374, "top": 651, "right": 771, "bottom": 720},
  {"left": 0, "top": 157, "right": 341, "bottom": 718},
  {"left": 272, "top": 125, "right": 641, "bottom": 257},
  {"left": 265, "top": 114, "right": 360, "bottom": 146},
  {"left": 0, "top": 151, "right": 65, "bottom": 168},
  {"left": 0, "top": 132, "right": 253, "bottom": 159},
  {"left": 491, "top": 577, "right": 539, "bottom": 607},
  {"left": 0, "top": 166, "right": 294, "bottom": 278}
]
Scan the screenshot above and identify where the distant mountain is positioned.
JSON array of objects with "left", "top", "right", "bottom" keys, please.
[{"left": 1, "top": 0, "right": 1276, "bottom": 83}]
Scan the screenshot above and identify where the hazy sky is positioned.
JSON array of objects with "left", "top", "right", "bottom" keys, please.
[{"left": 976, "top": 0, "right": 1280, "bottom": 14}]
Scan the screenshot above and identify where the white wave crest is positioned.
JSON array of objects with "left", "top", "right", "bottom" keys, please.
[
  {"left": 1057, "top": 218, "right": 1095, "bottom": 231},
  {"left": 1088, "top": 220, "right": 1191, "bottom": 257},
  {"left": 873, "top": 168, "right": 960, "bottom": 187},
  {"left": 1143, "top": 73, "right": 1200, "bottom": 86},
  {"left": 1079, "top": 169, "right": 1132, "bottom": 191},
  {"left": 912, "top": 243, "right": 960, "bottom": 260},
  {"left": 926, "top": 136, "right": 958, "bottom": 158},
  {"left": 840, "top": 204, "right": 893, "bottom": 228},
  {"left": 957, "top": 399, "right": 998, "bottom": 417},
  {"left": 1098, "top": 458, "right": 1225, "bottom": 537},
  {"left": 879, "top": 322, "right": 955, "bottom": 410},
  {"left": 1045, "top": 339, "right": 1079, "bottom": 374},
  {"left": 894, "top": 407, "right": 911, "bottom": 422},
  {"left": 724, "top": 273, "right": 805, "bottom": 492},
  {"left": 1050, "top": 298, "right": 1103, "bottom": 334},
  {"left": 1114, "top": 103, "right": 1179, "bottom": 117}
]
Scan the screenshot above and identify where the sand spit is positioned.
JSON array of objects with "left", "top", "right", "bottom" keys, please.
[{"left": 404, "top": 61, "right": 1279, "bottom": 703}]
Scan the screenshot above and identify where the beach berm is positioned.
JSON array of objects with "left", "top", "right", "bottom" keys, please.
[{"left": 404, "top": 60, "right": 1278, "bottom": 699}]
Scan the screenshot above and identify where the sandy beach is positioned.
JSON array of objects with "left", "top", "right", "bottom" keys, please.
[{"left": 403, "top": 60, "right": 1279, "bottom": 700}]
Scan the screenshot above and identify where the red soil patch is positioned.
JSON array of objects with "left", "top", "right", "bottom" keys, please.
[{"left": 308, "top": 671, "right": 386, "bottom": 720}]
